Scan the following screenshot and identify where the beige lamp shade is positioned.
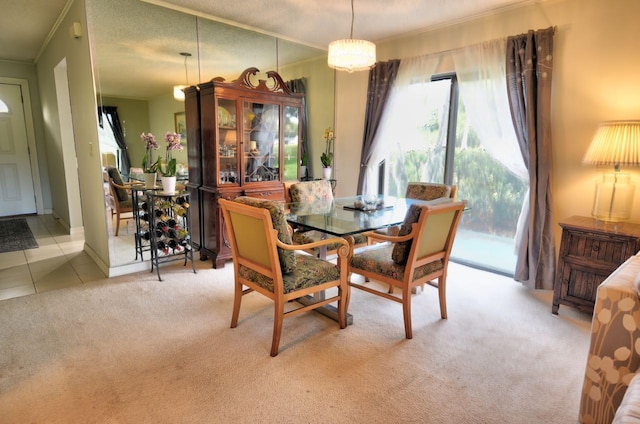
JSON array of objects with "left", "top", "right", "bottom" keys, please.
[
  {"left": 582, "top": 121, "right": 640, "bottom": 168},
  {"left": 583, "top": 120, "right": 640, "bottom": 222}
]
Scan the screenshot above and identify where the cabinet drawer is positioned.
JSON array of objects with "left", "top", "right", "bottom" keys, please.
[
  {"left": 564, "top": 230, "right": 637, "bottom": 265},
  {"left": 243, "top": 188, "right": 285, "bottom": 202}
]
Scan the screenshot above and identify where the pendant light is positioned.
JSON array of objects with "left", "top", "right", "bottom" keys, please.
[
  {"left": 173, "top": 52, "right": 192, "bottom": 101},
  {"left": 327, "top": 0, "right": 376, "bottom": 72}
]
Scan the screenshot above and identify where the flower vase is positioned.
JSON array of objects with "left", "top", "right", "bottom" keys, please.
[
  {"left": 143, "top": 172, "right": 157, "bottom": 189},
  {"left": 300, "top": 165, "right": 307, "bottom": 179},
  {"left": 322, "top": 167, "right": 332, "bottom": 180},
  {"left": 161, "top": 176, "right": 177, "bottom": 194}
]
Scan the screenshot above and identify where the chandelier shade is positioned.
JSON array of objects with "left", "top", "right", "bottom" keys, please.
[
  {"left": 328, "top": 39, "right": 376, "bottom": 72},
  {"left": 173, "top": 52, "right": 191, "bottom": 101},
  {"left": 173, "top": 85, "right": 187, "bottom": 101},
  {"left": 327, "top": 0, "right": 375, "bottom": 72}
]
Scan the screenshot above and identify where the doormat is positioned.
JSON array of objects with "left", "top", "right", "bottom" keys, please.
[{"left": 0, "top": 218, "right": 38, "bottom": 253}]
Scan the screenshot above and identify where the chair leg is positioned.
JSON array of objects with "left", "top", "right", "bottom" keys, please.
[
  {"left": 438, "top": 276, "right": 447, "bottom": 319},
  {"left": 271, "top": 299, "right": 285, "bottom": 357},
  {"left": 338, "top": 285, "right": 347, "bottom": 329},
  {"left": 115, "top": 213, "right": 121, "bottom": 236},
  {"left": 345, "top": 273, "right": 352, "bottom": 312},
  {"left": 230, "top": 281, "right": 243, "bottom": 328},
  {"left": 402, "top": 286, "right": 413, "bottom": 339}
]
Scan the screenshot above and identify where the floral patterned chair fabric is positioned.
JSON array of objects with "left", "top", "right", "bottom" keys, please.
[
  {"left": 347, "top": 200, "right": 466, "bottom": 339},
  {"left": 380, "top": 183, "right": 457, "bottom": 238},
  {"left": 287, "top": 180, "right": 367, "bottom": 256},
  {"left": 289, "top": 180, "right": 334, "bottom": 204},
  {"left": 405, "top": 182, "right": 454, "bottom": 201},
  {"left": 219, "top": 198, "right": 350, "bottom": 357},
  {"left": 579, "top": 253, "right": 640, "bottom": 424},
  {"left": 233, "top": 196, "right": 296, "bottom": 274}
]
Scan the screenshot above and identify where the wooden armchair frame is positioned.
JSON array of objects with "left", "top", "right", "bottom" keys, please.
[
  {"left": 106, "top": 170, "right": 143, "bottom": 236},
  {"left": 219, "top": 198, "right": 350, "bottom": 356},
  {"left": 347, "top": 200, "right": 466, "bottom": 339}
]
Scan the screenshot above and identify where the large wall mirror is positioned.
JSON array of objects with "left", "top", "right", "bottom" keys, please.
[{"left": 86, "top": 0, "right": 335, "bottom": 268}]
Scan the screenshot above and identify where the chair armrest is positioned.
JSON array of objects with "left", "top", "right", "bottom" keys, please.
[
  {"left": 362, "top": 223, "right": 418, "bottom": 243},
  {"left": 110, "top": 180, "right": 144, "bottom": 191},
  {"left": 276, "top": 236, "right": 349, "bottom": 253}
]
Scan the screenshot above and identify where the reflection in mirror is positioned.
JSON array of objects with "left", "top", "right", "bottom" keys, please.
[{"left": 86, "top": 0, "right": 334, "bottom": 268}]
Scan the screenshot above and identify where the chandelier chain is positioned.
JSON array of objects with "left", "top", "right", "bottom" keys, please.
[{"left": 349, "top": 0, "right": 354, "bottom": 39}]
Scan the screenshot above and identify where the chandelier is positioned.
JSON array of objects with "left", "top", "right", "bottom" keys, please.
[{"left": 327, "top": 0, "right": 376, "bottom": 72}]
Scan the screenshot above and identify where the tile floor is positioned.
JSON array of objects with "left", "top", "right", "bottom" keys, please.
[{"left": 0, "top": 215, "right": 105, "bottom": 301}]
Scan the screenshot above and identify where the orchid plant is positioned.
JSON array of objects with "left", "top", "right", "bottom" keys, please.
[
  {"left": 158, "top": 131, "right": 184, "bottom": 177},
  {"left": 320, "top": 127, "right": 335, "bottom": 168},
  {"left": 141, "top": 132, "right": 159, "bottom": 173}
]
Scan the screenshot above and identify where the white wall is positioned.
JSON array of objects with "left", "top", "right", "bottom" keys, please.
[
  {"left": 36, "top": 0, "right": 110, "bottom": 270},
  {"left": 148, "top": 93, "right": 188, "bottom": 167},
  {"left": 334, "top": 0, "right": 640, "bottom": 248}
]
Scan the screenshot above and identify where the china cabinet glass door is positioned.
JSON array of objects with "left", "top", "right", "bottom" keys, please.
[
  {"left": 243, "top": 101, "right": 280, "bottom": 183},
  {"left": 217, "top": 98, "right": 239, "bottom": 185},
  {"left": 283, "top": 105, "right": 300, "bottom": 180}
]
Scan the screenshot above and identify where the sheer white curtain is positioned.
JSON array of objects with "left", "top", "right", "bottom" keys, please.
[
  {"left": 451, "top": 39, "right": 526, "bottom": 180},
  {"left": 452, "top": 39, "right": 528, "bottom": 255},
  {"left": 362, "top": 54, "right": 443, "bottom": 195}
]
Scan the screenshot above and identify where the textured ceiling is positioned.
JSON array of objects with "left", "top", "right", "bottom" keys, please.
[{"left": 1, "top": 0, "right": 537, "bottom": 99}]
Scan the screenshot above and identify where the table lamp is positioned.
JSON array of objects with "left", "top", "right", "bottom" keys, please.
[{"left": 582, "top": 120, "right": 640, "bottom": 222}]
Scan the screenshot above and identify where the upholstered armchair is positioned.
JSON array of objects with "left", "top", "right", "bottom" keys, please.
[
  {"left": 105, "top": 166, "right": 142, "bottom": 236},
  {"left": 219, "top": 196, "right": 350, "bottom": 357},
  {"left": 347, "top": 200, "right": 466, "bottom": 339},
  {"left": 380, "top": 182, "right": 457, "bottom": 238},
  {"left": 287, "top": 180, "right": 368, "bottom": 256}
]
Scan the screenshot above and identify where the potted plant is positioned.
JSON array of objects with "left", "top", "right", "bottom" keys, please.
[
  {"left": 141, "top": 132, "right": 159, "bottom": 188},
  {"left": 158, "top": 131, "right": 184, "bottom": 193},
  {"left": 320, "top": 127, "right": 334, "bottom": 180}
]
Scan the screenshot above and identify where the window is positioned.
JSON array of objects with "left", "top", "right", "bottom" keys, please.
[{"left": 378, "top": 74, "right": 527, "bottom": 276}]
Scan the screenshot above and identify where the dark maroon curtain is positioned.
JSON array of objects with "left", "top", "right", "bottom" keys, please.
[
  {"left": 357, "top": 60, "right": 401, "bottom": 194},
  {"left": 506, "top": 27, "right": 555, "bottom": 290},
  {"left": 98, "top": 106, "right": 131, "bottom": 173}
]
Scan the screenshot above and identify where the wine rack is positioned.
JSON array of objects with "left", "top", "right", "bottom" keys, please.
[{"left": 146, "top": 190, "right": 197, "bottom": 281}]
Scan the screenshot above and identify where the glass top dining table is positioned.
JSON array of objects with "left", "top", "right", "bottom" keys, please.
[{"left": 286, "top": 195, "right": 453, "bottom": 236}]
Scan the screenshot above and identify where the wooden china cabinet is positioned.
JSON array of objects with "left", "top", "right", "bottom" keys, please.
[{"left": 185, "top": 68, "right": 303, "bottom": 268}]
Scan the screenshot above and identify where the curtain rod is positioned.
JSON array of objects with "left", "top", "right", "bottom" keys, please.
[{"left": 390, "top": 26, "right": 557, "bottom": 64}]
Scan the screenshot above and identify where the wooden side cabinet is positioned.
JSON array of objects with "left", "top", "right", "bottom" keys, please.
[{"left": 552, "top": 216, "right": 640, "bottom": 314}]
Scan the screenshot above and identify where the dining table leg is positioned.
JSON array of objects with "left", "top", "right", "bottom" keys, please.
[{"left": 296, "top": 234, "right": 354, "bottom": 325}]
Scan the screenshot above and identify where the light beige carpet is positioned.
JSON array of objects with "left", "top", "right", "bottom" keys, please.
[{"left": 0, "top": 260, "right": 591, "bottom": 423}]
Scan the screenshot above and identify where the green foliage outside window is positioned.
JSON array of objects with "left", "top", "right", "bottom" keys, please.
[{"left": 388, "top": 146, "right": 527, "bottom": 238}]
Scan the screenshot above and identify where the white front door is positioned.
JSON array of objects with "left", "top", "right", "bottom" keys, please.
[{"left": 0, "top": 83, "right": 37, "bottom": 216}]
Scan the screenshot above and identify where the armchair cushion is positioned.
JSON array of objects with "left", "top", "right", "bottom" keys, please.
[
  {"left": 392, "top": 204, "right": 422, "bottom": 265},
  {"left": 233, "top": 196, "right": 296, "bottom": 273},
  {"left": 292, "top": 230, "right": 368, "bottom": 252},
  {"left": 239, "top": 253, "right": 340, "bottom": 294},
  {"left": 351, "top": 243, "right": 444, "bottom": 282},
  {"left": 106, "top": 166, "right": 128, "bottom": 202}
]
